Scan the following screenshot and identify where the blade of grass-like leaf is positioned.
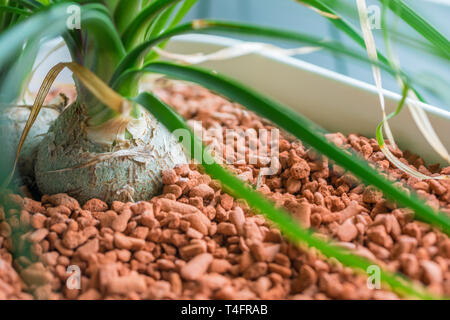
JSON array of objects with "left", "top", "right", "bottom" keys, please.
[
  {"left": 294, "top": 0, "right": 428, "bottom": 102},
  {"left": 144, "top": 0, "right": 198, "bottom": 61},
  {"left": 304, "top": 0, "right": 450, "bottom": 165},
  {"left": 0, "top": 2, "right": 125, "bottom": 103},
  {"left": 296, "top": 1, "right": 369, "bottom": 54},
  {"left": 19, "top": 40, "right": 65, "bottom": 103},
  {"left": 121, "top": 0, "right": 182, "bottom": 50},
  {"left": 132, "top": 91, "right": 438, "bottom": 300},
  {"left": 125, "top": 62, "right": 450, "bottom": 235},
  {"left": 0, "top": 0, "right": 18, "bottom": 29},
  {"left": 323, "top": 0, "right": 448, "bottom": 59},
  {"left": 356, "top": 0, "right": 396, "bottom": 149},
  {"left": 103, "top": 0, "right": 119, "bottom": 14},
  {"left": 2, "top": 37, "right": 40, "bottom": 104},
  {"left": 0, "top": 3, "right": 70, "bottom": 103},
  {"left": 355, "top": 0, "right": 449, "bottom": 178},
  {"left": 145, "top": 4, "right": 176, "bottom": 39},
  {"left": 114, "top": 0, "right": 143, "bottom": 35},
  {"left": 112, "top": 19, "right": 410, "bottom": 90},
  {"left": 380, "top": 0, "right": 450, "bottom": 59},
  {"left": 78, "top": 4, "right": 126, "bottom": 81},
  {"left": 13, "top": 0, "right": 39, "bottom": 10},
  {"left": 0, "top": 5, "right": 30, "bottom": 16},
  {"left": 300, "top": 0, "right": 442, "bottom": 68},
  {"left": 376, "top": 85, "right": 449, "bottom": 179},
  {"left": 165, "top": 0, "right": 197, "bottom": 30},
  {"left": 376, "top": 85, "right": 409, "bottom": 149},
  {"left": 378, "top": 1, "right": 450, "bottom": 164}
]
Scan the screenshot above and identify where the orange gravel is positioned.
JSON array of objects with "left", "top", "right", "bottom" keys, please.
[{"left": 0, "top": 81, "right": 449, "bottom": 300}]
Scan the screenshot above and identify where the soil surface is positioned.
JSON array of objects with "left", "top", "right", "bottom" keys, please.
[{"left": 0, "top": 81, "right": 449, "bottom": 300}]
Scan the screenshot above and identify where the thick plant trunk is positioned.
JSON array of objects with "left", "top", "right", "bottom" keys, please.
[{"left": 34, "top": 100, "right": 187, "bottom": 204}]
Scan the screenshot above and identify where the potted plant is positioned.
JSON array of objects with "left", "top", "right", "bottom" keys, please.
[{"left": 0, "top": 0, "right": 448, "bottom": 300}]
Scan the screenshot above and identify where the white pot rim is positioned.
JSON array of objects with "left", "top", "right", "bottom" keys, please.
[
  {"left": 166, "top": 34, "right": 449, "bottom": 165},
  {"left": 171, "top": 34, "right": 450, "bottom": 120}
]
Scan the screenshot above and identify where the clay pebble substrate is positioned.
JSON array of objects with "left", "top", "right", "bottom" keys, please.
[{"left": 0, "top": 81, "right": 449, "bottom": 300}]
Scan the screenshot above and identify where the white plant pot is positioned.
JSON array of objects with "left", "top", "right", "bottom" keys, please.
[
  {"left": 32, "top": 35, "right": 450, "bottom": 165},
  {"left": 165, "top": 35, "right": 450, "bottom": 166}
]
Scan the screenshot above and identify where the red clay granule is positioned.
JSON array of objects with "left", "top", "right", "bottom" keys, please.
[{"left": 0, "top": 81, "right": 449, "bottom": 300}]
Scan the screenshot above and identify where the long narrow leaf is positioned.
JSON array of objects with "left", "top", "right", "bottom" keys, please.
[
  {"left": 124, "top": 62, "right": 450, "bottom": 234},
  {"left": 2, "top": 37, "right": 40, "bottom": 104},
  {"left": 299, "top": 0, "right": 450, "bottom": 166},
  {"left": 145, "top": 4, "right": 176, "bottom": 39},
  {"left": 132, "top": 91, "right": 437, "bottom": 300},
  {"left": 294, "top": 0, "right": 427, "bottom": 102},
  {"left": 380, "top": 0, "right": 450, "bottom": 58},
  {"left": 166, "top": 0, "right": 197, "bottom": 30},
  {"left": 0, "top": 2, "right": 125, "bottom": 103},
  {"left": 114, "top": 0, "right": 143, "bottom": 34},
  {"left": 144, "top": 0, "right": 198, "bottom": 61},
  {"left": 0, "top": 2, "right": 70, "bottom": 103},
  {"left": 112, "top": 19, "right": 410, "bottom": 89},
  {"left": 78, "top": 4, "right": 126, "bottom": 81},
  {"left": 121, "top": 0, "right": 181, "bottom": 50},
  {"left": 0, "top": 5, "right": 30, "bottom": 16},
  {"left": 0, "top": 2, "right": 68, "bottom": 67}
]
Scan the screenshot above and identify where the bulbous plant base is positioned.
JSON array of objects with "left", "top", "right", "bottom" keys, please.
[
  {"left": 35, "top": 101, "right": 187, "bottom": 204},
  {"left": 0, "top": 105, "right": 60, "bottom": 183}
]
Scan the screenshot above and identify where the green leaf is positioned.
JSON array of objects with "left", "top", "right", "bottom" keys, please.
[
  {"left": 132, "top": 91, "right": 438, "bottom": 300},
  {"left": 2, "top": 37, "right": 40, "bottom": 103},
  {"left": 0, "top": 5, "right": 30, "bottom": 17},
  {"left": 144, "top": 0, "right": 198, "bottom": 61},
  {"left": 166, "top": 0, "right": 197, "bottom": 30},
  {"left": 0, "top": 2, "right": 125, "bottom": 104},
  {"left": 0, "top": 2, "right": 70, "bottom": 103},
  {"left": 296, "top": 0, "right": 369, "bottom": 56},
  {"left": 126, "top": 62, "right": 450, "bottom": 235},
  {"left": 112, "top": 19, "right": 410, "bottom": 90},
  {"left": 121, "top": 0, "right": 182, "bottom": 50},
  {"left": 293, "top": 0, "right": 427, "bottom": 102},
  {"left": 78, "top": 4, "right": 126, "bottom": 82},
  {"left": 376, "top": 84, "right": 409, "bottom": 147},
  {"left": 380, "top": 0, "right": 450, "bottom": 59},
  {"left": 145, "top": 4, "right": 176, "bottom": 39},
  {"left": 103, "top": 0, "right": 119, "bottom": 14},
  {"left": 114, "top": 0, "right": 143, "bottom": 35}
]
